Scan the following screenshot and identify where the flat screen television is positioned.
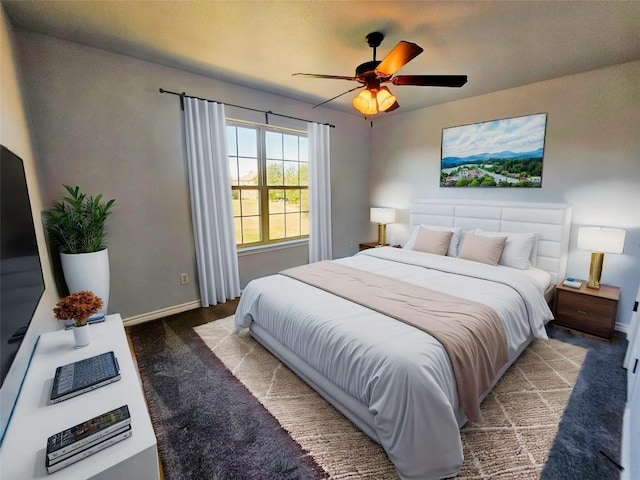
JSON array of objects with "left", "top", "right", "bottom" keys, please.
[{"left": 0, "top": 145, "right": 45, "bottom": 444}]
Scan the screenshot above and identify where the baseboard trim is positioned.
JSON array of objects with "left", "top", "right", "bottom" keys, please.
[
  {"left": 122, "top": 300, "right": 202, "bottom": 327},
  {"left": 616, "top": 322, "right": 629, "bottom": 334}
]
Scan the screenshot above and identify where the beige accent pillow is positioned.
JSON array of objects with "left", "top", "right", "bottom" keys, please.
[
  {"left": 458, "top": 233, "right": 507, "bottom": 265},
  {"left": 412, "top": 228, "right": 453, "bottom": 256}
]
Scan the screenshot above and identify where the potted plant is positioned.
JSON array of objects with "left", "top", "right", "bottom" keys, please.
[
  {"left": 44, "top": 185, "right": 115, "bottom": 319},
  {"left": 53, "top": 290, "right": 104, "bottom": 347}
]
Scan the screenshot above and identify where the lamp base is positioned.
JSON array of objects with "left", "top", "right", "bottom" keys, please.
[
  {"left": 377, "top": 224, "right": 387, "bottom": 245},
  {"left": 586, "top": 251, "right": 604, "bottom": 289}
]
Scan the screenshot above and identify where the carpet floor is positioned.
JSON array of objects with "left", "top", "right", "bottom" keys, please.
[{"left": 124, "top": 303, "right": 625, "bottom": 480}]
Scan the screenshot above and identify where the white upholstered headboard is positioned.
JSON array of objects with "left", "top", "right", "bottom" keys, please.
[{"left": 409, "top": 199, "right": 572, "bottom": 285}]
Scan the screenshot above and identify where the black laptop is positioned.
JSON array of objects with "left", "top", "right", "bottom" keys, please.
[{"left": 50, "top": 351, "right": 121, "bottom": 403}]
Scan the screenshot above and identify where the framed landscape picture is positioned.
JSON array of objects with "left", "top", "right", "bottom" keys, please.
[{"left": 440, "top": 113, "right": 547, "bottom": 187}]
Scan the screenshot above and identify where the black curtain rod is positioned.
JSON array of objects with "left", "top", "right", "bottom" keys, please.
[{"left": 159, "top": 88, "right": 335, "bottom": 128}]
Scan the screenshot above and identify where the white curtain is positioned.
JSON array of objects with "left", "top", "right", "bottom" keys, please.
[
  {"left": 183, "top": 97, "right": 240, "bottom": 306},
  {"left": 308, "top": 123, "right": 332, "bottom": 263}
]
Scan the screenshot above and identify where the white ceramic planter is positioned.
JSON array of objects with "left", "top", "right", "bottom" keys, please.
[
  {"left": 60, "top": 248, "right": 110, "bottom": 319},
  {"left": 72, "top": 324, "right": 91, "bottom": 348}
]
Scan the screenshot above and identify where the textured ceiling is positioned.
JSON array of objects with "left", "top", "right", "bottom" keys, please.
[{"left": 4, "top": 1, "right": 640, "bottom": 116}]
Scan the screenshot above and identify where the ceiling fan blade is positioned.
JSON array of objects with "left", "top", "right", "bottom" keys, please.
[
  {"left": 391, "top": 75, "right": 468, "bottom": 87},
  {"left": 375, "top": 41, "right": 424, "bottom": 76},
  {"left": 292, "top": 73, "right": 357, "bottom": 81},
  {"left": 312, "top": 85, "right": 365, "bottom": 109}
]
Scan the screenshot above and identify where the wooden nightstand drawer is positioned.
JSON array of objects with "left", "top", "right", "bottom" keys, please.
[
  {"left": 556, "top": 290, "right": 617, "bottom": 318},
  {"left": 553, "top": 282, "right": 620, "bottom": 340},
  {"left": 555, "top": 303, "right": 615, "bottom": 338}
]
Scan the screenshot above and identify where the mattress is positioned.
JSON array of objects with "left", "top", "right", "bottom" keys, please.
[{"left": 235, "top": 247, "right": 554, "bottom": 480}]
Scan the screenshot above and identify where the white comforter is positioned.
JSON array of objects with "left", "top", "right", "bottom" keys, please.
[{"left": 235, "top": 247, "right": 554, "bottom": 480}]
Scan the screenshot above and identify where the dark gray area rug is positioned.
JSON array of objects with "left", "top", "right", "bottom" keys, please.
[
  {"left": 128, "top": 313, "right": 327, "bottom": 480},
  {"left": 129, "top": 308, "right": 627, "bottom": 480},
  {"left": 542, "top": 325, "right": 627, "bottom": 480}
]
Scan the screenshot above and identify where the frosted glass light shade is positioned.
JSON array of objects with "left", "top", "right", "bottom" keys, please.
[
  {"left": 577, "top": 227, "right": 626, "bottom": 254},
  {"left": 370, "top": 207, "right": 396, "bottom": 225},
  {"left": 353, "top": 90, "right": 377, "bottom": 115},
  {"left": 376, "top": 87, "right": 397, "bottom": 112}
]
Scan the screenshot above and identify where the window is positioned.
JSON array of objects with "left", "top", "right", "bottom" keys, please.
[{"left": 227, "top": 123, "right": 308, "bottom": 247}]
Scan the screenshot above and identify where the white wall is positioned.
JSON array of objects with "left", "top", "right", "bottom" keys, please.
[
  {"left": 370, "top": 61, "right": 640, "bottom": 329},
  {"left": 13, "top": 30, "right": 372, "bottom": 319},
  {"left": 0, "top": 5, "right": 59, "bottom": 443}
]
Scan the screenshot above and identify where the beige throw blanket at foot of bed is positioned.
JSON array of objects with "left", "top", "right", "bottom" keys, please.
[{"left": 280, "top": 260, "right": 509, "bottom": 423}]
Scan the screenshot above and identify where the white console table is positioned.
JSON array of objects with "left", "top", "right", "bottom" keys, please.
[{"left": 0, "top": 314, "right": 159, "bottom": 480}]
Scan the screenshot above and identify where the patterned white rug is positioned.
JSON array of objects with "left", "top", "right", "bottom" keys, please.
[{"left": 195, "top": 316, "right": 587, "bottom": 479}]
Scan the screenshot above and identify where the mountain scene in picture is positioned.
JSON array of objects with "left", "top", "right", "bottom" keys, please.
[{"left": 440, "top": 113, "right": 547, "bottom": 188}]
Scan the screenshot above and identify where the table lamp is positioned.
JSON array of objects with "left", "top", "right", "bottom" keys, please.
[
  {"left": 577, "top": 226, "right": 626, "bottom": 289},
  {"left": 370, "top": 207, "right": 396, "bottom": 245}
]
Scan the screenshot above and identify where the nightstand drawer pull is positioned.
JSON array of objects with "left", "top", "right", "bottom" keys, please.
[{"left": 576, "top": 310, "right": 596, "bottom": 316}]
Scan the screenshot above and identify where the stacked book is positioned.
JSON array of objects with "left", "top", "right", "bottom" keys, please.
[{"left": 45, "top": 405, "right": 132, "bottom": 474}]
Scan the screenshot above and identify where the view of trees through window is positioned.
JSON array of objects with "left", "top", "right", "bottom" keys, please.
[{"left": 227, "top": 124, "right": 308, "bottom": 246}]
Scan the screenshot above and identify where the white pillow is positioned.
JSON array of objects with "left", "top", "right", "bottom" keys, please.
[
  {"left": 404, "top": 225, "right": 463, "bottom": 257},
  {"left": 473, "top": 229, "right": 538, "bottom": 270}
]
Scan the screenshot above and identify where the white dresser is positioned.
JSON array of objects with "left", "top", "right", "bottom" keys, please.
[{"left": 0, "top": 314, "right": 159, "bottom": 480}]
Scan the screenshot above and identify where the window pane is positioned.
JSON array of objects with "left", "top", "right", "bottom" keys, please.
[
  {"left": 266, "top": 131, "right": 282, "bottom": 159},
  {"left": 234, "top": 217, "right": 242, "bottom": 243},
  {"left": 269, "top": 214, "right": 285, "bottom": 240},
  {"left": 300, "top": 212, "right": 309, "bottom": 236},
  {"left": 240, "top": 190, "right": 259, "bottom": 216},
  {"left": 231, "top": 190, "right": 241, "bottom": 216},
  {"left": 226, "top": 126, "right": 237, "bottom": 156},
  {"left": 269, "top": 189, "right": 284, "bottom": 210},
  {"left": 299, "top": 162, "right": 308, "bottom": 186},
  {"left": 284, "top": 161, "right": 299, "bottom": 186},
  {"left": 229, "top": 157, "right": 239, "bottom": 185},
  {"left": 285, "top": 189, "right": 300, "bottom": 210},
  {"left": 237, "top": 127, "right": 257, "bottom": 157},
  {"left": 266, "top": 160, "right": 283, "bottom": 186},
  {"left": 299, "top": 137, "right": 308, "bottom": 161},
  {"left": 283, "top": 134, "right": 298, "bottom": 160},
  {"left": 242, "top": 216, "right": 261, "bottom": 244},
  {"left": 286, "top": 213, "right": 300, "bottom": 237},
  {"left": 238, "top": 158, "right": 258, "bottom": 185},
  {"left": 300, "top": 189, "right": 309, "bottom": 211}
]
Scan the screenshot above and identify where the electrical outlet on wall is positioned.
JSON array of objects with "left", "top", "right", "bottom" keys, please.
[{"left": 180, "top": 273, "right": 189, "bottom": 285}]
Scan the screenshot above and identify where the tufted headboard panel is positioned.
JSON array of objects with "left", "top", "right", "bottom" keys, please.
[{"left": 409, "top": 199, "right": 572, "bottom": 285}]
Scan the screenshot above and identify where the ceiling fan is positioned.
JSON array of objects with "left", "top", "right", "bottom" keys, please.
[{"left": 293, "top": 32, "right": 467, "bottom": 116}]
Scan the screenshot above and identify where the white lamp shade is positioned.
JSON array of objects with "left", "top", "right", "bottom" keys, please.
[
  {"left": 577, "top": 227, "right": 626, "bottom": 254},
  {"left": 370, "top": 207, "right": 396, "bottom": 225}
]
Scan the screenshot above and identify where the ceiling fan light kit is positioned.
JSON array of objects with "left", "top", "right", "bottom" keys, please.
[
  {"left": 352, "top": 85, "right": 397, "bottom": 115},
  {"left": 294, "top": 31, "right": 468, "bottom": 117}
]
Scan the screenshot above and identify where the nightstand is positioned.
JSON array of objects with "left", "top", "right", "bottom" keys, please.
[
  {"left": 359, "top": 242, "right": 387, "bottom": 251},
  {"left": 358, "top": 242, "right": 401, "bottom": 251},
  {"left": 552, "top": 281, "right": 620, "bottom": 340}
]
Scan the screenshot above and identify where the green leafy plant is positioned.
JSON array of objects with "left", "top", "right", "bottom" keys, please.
[{"left": 44, "top": 185, "right": 116, "bottom": 254}]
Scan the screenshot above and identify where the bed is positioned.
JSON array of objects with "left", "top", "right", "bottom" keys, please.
[{"left": 235, "top": 199, "right": 572, "bottom": 480}]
